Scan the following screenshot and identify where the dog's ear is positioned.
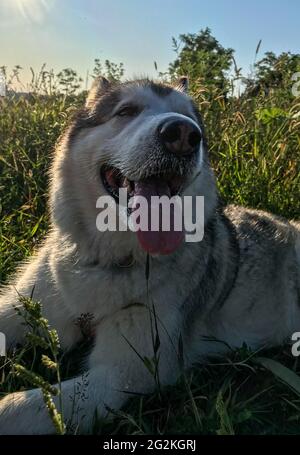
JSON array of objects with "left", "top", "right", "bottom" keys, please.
[
  {"left": 85, "top": 76, "right": 111, "bottom": 109},
  {"left": 174, "top": 76, "right": 189, "bottom": 94}
]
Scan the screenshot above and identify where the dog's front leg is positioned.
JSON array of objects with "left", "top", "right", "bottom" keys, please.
[
  {"left": 0, "top": 304, "right": 181, "bottom": 434},
  {"left": 0, "top": 365, "right": 125, "bottom": 434}
]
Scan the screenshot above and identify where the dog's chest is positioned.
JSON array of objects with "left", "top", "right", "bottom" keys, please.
[{"left": 57, "top": 259, "right": 190, "bottom": 323}]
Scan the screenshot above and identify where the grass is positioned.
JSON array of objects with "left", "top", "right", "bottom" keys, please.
[{"left": 0, "top": 71, "right": 300, "bottom": 434}]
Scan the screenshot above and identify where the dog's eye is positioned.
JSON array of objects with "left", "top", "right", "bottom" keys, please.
[{"left": 115, "top": 105, "right": 139, "bottom": 117}]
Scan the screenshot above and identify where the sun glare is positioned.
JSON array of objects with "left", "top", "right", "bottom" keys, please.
[{"left": 7, "top": 0, "right": 53, "bottom": 24}]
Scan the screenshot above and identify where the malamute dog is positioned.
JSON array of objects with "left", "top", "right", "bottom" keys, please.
[{"left": 0, "top": 76, "right": 299, "bottom": 434}]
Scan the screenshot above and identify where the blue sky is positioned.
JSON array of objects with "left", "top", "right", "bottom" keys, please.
[{"left": 1, "top": 0, "right": 300, "bottom": 87}]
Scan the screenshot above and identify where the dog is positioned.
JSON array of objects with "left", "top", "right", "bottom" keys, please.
[{"left": 0, "top": 76, "right": 299, "bottom": 434}]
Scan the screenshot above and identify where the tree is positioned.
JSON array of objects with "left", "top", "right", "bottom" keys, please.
[
  {"left": 167, "top": 28, "right": 234, "bottom": 97},
  {"left": 243, "top": 51, "right": 300, "bottom": 97}
]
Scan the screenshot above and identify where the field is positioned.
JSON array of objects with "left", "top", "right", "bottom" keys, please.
[{"left": 0, "top": 67, "right": 300, "bottom": 434}]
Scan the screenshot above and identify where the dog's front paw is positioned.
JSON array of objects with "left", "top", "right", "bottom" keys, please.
[{"left": 0, "top": 390, "right": 55, "bottom": 435}]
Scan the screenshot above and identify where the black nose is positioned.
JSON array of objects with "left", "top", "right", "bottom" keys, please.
[{"left": 159, "top": 119, "right": 202, "bottom": 156}]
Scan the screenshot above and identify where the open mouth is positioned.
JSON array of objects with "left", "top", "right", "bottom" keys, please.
[
  {"left": 100, "top": 165, "right": 186, "bottom": 203},
  {"left": 100, "top": 165, "right": 187, "bottom": 256}
]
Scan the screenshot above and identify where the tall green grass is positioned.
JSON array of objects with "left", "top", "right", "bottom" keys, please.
[{"left": 0, "top": 93, "right": 80, "bottom": 282}]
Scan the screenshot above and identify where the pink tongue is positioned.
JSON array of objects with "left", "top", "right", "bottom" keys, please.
[{"left": 132, "top": 179, "right": 184, "bottom": 255}]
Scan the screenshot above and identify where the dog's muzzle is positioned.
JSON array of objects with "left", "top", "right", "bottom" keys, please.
[{"left": 99, "top": 115, "right": 202, "bottom": 256}]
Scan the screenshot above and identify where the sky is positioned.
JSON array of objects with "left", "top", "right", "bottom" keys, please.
[{"left": 1, "top": 0, "right": 300, "bottom": 89}]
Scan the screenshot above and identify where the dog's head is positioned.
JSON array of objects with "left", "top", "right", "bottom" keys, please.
[{"left": 50, "top": 77, "right": 217, "bottom": 264}]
